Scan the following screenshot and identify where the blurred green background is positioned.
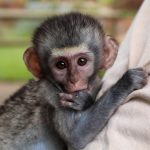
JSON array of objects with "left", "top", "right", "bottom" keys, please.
[
  {"left": 0, "top": 0, "right": 142, "bottom": 81},
  {"left": 0, "top": 46, "right": 31, "bottom": 80}
]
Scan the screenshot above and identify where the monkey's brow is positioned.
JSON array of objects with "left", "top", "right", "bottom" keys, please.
[{"left": 49, "top": 51, "right": 93, "bottom": 56}]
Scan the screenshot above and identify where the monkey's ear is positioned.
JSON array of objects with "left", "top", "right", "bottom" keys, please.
[
  {"left": 102, "top": 35, "right": 118, "bottom": 69},
  {"left": 23, "top": 47, "right": 43, "bottom": 78}
]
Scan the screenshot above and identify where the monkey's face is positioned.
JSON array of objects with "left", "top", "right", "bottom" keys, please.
[
  {"left": 23, "top": 13, "right": 119, "bottom": 94},
  {"left": 49, "top": 45, "right": 95, "bottom": 93}
]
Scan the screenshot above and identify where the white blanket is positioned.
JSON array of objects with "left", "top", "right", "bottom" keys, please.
[{"left": 82, "top": 0, "right": 150, "bottom": 149}]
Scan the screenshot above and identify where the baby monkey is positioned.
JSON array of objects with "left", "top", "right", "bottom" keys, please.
[
  {"left": 25, "top": 13, "right": 147, "bottom": 149},
  {"left": 0, "top": 12, "right": 147, "bottom": 150}
]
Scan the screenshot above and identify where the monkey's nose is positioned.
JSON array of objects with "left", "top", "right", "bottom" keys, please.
[{"left": 69, "top": 76, "right": 78, "bottom": 84}]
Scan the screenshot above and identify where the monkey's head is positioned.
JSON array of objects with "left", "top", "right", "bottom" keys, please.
[{"left": 24, "top": 13, "right": 118, "bottom": 93}]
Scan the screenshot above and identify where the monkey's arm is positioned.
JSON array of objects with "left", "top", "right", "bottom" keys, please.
[{"left": 54, "top": 68, "right": 147, "bottom": 149}]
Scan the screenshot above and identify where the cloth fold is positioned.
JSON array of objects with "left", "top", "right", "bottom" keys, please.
[{"left": 83, "top": 0, "right": 150, "bottom": 149}]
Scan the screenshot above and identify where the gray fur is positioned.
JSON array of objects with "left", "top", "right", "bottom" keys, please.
[{"left": 0, "top": 69, "right": 147, "bottom": 150}]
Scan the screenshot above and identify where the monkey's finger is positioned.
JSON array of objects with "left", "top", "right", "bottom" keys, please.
[
  {"left": 59, "top": 93, "right": 73, "bottom": 100},
  {"left": 60, "top": 101, "right": 73, "bottom": 107}
]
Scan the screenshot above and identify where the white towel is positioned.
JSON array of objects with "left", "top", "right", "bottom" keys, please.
[{"left": 82, "top": 0, "right": 150, "bottom": 149}]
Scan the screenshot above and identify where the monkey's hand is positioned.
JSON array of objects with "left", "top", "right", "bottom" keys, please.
[
  {"left": 59, "top": 91, "right": 94, "bottom": 111},
  {"left": 112, "top": 68, "right": 148, "bottom": 105},
  {"left": 123, "top": 68, "right": 147, "bottom": 91}
]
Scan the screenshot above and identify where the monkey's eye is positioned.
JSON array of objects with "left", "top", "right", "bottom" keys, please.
[
  {"left": 77, "top": 57, "right": 87, "bottom": 66},
  {"left": 55, "top": 61, "right": 67, "bottom": 69}
]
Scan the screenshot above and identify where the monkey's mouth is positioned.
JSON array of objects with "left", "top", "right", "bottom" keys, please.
[{"left": 65, "top": 84, "right": 88, "bottom": 93}]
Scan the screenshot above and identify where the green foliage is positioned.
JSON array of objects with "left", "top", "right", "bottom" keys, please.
[{"left": 0, "top": 46, "right": 33, "bottom": 81}]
